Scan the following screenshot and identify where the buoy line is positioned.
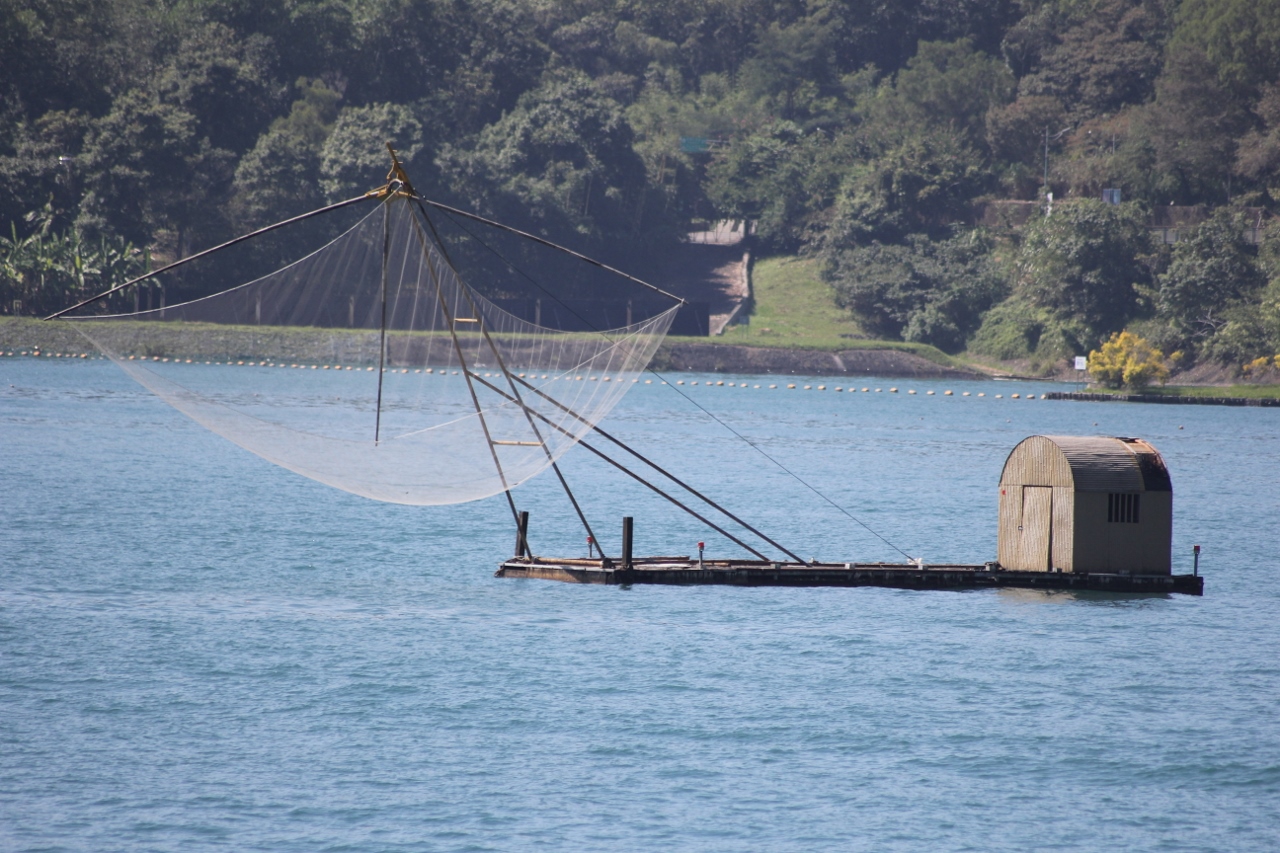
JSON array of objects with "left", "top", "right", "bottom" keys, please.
[{"left": 0, "top": 351, "right": 1049, "bottom": 398}]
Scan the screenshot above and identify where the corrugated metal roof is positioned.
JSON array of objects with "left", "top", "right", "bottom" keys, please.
[{"left": 1041, "top": 436, "right": 1171, "bottom": 492}]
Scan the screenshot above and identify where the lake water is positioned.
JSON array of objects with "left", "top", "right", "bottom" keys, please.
[{"left": 3, "top": 358, "right": 1279, "bottom": 851}]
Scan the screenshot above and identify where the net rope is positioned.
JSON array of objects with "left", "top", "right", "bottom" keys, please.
[{"left": 63, "top": 197, "right": 677, "bottom": 505}]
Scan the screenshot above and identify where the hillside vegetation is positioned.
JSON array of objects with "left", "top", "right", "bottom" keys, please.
[{"left": 4, "top": 0, "right": 1280, "bottom": 377}]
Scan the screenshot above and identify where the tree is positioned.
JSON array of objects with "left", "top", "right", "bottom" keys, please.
[
  {"left": 825, "top": 230, "right": 1007, "bottom": 352},
  {"left": 873, "top": 39, "right": 1014, "bottom": 152},
  {"left": 1014, "top": 199, "right": 1156, "bottom": 345},
  {"left": 735, "top": 17, "right": 841, "bottom": 124},
  {"left": 231, "top": 79, "right": 342, "bottom": 229},
  {"left": 319, "top": 102, "right": 425, "bottom": 202},
  {"left": 436, "top": 71, "right": 651, "bottom": 248},
  {"left": 1013, "top": 0, "right": 1167, "bottom": 122},
  {"left": 1140, "top": 44, "right": 1248, "bottom": 204},
  {"left": 705, "top": 122, "right": 851, "bottom": 251},
  {"left": 0, "top": 109, "right": 93, "bottom": 237},
  {"left": 815, "top": 0, "right": 1021, "bottom": 78},
  {"left": 1170, "top": 0, "right": 1280, "bottom": 100},
  {"left": 156, "top": 22, "right": 278, "bottom": 156},
  {"left": 1088, "top": 330, "right": 1169, "bottom": 388},
  {"left": 76, "top": 90, "right": 235, "bottom": 251},
  {"left": 823, "top": 131, "right": 988, "bottom": 247},
  {"left": 2, "top": 202, "right": 148, "bottom": 316},
  {"left": 350, "top": 0, "right": 545, "bottom": 135},
  {"left": 1236, "top": 83, "right": 1280, "bottom": 196},
  {"left": 1158, "top": 208, "right": 1266, "bottom": 344}
]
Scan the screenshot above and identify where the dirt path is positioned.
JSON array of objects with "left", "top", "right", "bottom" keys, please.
[{"left": 657, "top": 223, "right": 750, "bottom": 335}]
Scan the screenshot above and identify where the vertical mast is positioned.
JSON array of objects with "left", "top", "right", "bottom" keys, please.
[{"left": 374, "top": 202, "right": 390, "bottom": 444}]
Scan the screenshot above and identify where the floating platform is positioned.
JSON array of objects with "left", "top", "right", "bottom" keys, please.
[{"left": 496, "top": 557, "right": 1204, "bottom": 595}]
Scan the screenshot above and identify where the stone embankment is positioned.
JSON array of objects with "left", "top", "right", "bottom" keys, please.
[
  {"left": 655, "top": 343, "right": 981, "bottom": 378},
  {"left": 2, "top": 318, "right": 983, "bottom": 378},
  {"left": 1044, "top": 391, "right": 1280, "bottom": 407}
]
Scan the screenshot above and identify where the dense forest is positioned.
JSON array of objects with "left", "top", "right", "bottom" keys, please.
[{"left": 4, "top": 0, "right": 1280, "bottom": 376}]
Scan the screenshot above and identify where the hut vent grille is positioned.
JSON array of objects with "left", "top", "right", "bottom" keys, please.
[{"left": 1108, "top": 493, "right": 1141, "bottom": 524}]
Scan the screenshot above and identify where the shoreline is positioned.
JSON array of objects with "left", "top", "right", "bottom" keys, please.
[
  {"left": 1, "top": 317, "right": 983, "bottom": 379},
  {"left": 1044, "top": 391, "right": 1280, "bottom": 408},
  {"left": 6, "top": 317, "right": 1278, "bottom": 393}
]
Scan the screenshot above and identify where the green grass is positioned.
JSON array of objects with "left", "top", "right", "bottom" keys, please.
[
  {"left": 687, "top": 255, "right": 962, "bottom": 368},
  {"left": 1091, "top": 384, "right": 1280, "bottom": 399},
  {"left": 720, "top": 256, "right": 866, "bottom": 347}
]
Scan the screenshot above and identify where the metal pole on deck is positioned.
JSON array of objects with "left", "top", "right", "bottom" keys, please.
[
  {"left": 1193, "top": 544, "right": 1200, "bottom": 576},
  {"left": 622, "top": 517, "right": 633, "bottom": 570},
  {"left": 515, "top": 511, "right": 529, "bottom": 558}
]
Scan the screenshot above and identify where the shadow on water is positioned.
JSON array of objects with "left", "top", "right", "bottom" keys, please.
[{"left": 997, "top": 587, "right": 1174, "bottom": 605}]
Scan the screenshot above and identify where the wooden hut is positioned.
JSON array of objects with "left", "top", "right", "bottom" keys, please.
[{"left": 998, "top": 436, "right": 1172, "bottom": 574}]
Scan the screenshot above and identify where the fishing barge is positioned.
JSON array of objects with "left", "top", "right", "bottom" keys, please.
[
  {"left": 48, "top": 154, "right": 1208, "bottom": 600},
  {"left": 496, "top": 557, "right": 1203, "bottom": 595},
  {"left": 496, "top": 435, "right": 1206, "bottom": 597}
]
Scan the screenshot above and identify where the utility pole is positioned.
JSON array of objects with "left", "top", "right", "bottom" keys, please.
[{"left": 1043, "top": 125, "right": 1071, "bottom": 210}]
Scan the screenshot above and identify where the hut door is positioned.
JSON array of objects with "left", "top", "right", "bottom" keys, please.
[{"left": 1020, "top": 486, "right": 1053, "bottom": 570}]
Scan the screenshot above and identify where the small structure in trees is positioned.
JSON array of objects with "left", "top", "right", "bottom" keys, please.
[{"left": 998, "top": 435, "right": 1172, "bottom": 574}]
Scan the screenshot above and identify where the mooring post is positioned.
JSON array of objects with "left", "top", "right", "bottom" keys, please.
[
  {"left": 514, "top": 510, "right": 530, "bottom": 557},
  {"left": 622, "top": 516, "right": 633, "bottom": 570},
  {"left": 1193, "top": 544, "right": 1200, "bottom": 576}
]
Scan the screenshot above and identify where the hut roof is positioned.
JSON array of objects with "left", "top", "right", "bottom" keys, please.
[{"left": 999, "top": 435, "right": 1172, "bottom": 492}]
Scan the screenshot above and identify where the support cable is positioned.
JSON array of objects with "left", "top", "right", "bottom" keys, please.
[
  {"left": 466, "top": 372, "right": 770, "bottom": 561},
  {"left": 508, "top": 374, "right": 804, "bottom": 563},
  {"left": 414, "top": 199, "right": 607, "bottom": 561},
  {"left": 429, "top": 205, "right": 914, "bottom": 562},
  {"left": 414, "top": 195, "right": 687, "bottom": 307},
  {"left": 647, "top": 383, "right": 915, "bottom": 562},
  {"left": 44, "top": 193, "right": 378, "bottom": 320}
]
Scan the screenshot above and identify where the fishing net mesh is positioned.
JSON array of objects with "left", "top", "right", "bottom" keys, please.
[{"left": 63, "top": 197, "right": 677, "bottom": 505}]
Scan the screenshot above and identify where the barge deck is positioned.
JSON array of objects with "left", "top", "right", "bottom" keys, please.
[{"left": 496, "top": 557, "right": 1204, "bottom": 595}]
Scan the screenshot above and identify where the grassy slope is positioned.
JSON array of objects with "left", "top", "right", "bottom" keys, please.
[{"left": 679, "top": 255, "right": 961, "bottom": 368}]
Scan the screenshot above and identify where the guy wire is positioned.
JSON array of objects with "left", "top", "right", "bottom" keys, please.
[{"left": 430, "top": 206, "right": 915, "bottom": 562}]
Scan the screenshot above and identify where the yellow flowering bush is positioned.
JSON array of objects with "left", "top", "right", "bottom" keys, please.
[{"left": 1088, "top": 331, "right": 1170, "bottom": 389}]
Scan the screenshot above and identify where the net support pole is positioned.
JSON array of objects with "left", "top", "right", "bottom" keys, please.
[
  {"left": 407, "top": 202, "right": 524, "bottom": 535},
  {"left": 414, "top": 199, "right": 610, "bottom": 562}
]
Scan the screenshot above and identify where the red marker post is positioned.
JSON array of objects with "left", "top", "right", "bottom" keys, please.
[{"left": 697, "top": 541, "right": 705, "bottom": 567}]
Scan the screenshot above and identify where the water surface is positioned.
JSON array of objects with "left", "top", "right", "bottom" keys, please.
[{"left": 3, "top": 359, "right": 1278, "bottom": 851}]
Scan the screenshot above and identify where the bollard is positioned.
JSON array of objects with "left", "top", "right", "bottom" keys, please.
[
  {"left": 514, "top": 510, "right": 530, "bottom": 558},
  {"left": 622, "top": 517, "right": 633, "bottom": 570}
]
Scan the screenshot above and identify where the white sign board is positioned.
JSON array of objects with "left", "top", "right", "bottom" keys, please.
[{"left": 1074, "top": 356, "right": 1088, "bottom": 370}]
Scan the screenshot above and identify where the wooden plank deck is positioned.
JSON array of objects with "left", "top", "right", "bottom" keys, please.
[{"left": 495, "top": 557, "right": 1204, "bottom": 595}]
